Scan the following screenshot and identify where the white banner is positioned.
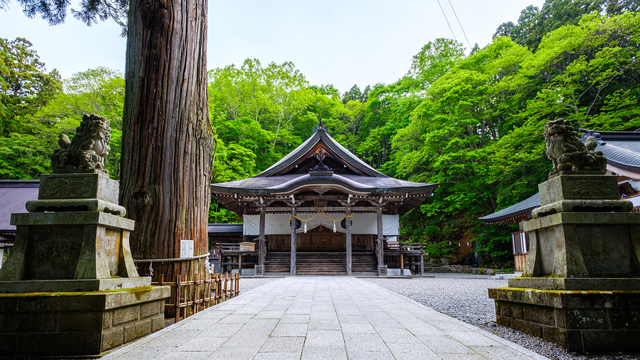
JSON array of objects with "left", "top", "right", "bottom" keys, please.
[{"left": 242, "top": 213, "right": 399, "bottom": 236}]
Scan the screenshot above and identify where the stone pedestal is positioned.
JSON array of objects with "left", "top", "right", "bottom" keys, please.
[
  {"left": 0, "top": 286, "right": 169, "bottom": 357},
  {"left": 0, "top": 173, "right": 170, "bottom": 357},
  {"left": 489, "top": 173, "right": 640, "bottom": 353},
  {"left": 489, "top": 288, "right": 640, "bottom": 353}
]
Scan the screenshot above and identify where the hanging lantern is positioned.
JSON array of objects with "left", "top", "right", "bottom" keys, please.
[
  {"left": 304, "top": 222, "right": 307, "bottom": 233},
  {"left": 333, "top": 221, "right": 336, "bottom": 232}
]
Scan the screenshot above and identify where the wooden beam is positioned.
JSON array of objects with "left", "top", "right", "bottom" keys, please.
[{"left": 263, "top": 206, "right": 381, "bottom": 212}]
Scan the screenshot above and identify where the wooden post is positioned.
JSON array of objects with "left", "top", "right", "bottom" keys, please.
[
  {"left": 258, "top": 206, "right": 267, "bottom": 266},
  {"left": 376, "top": 206, "right": 384, "bottom": 270},
  {"left": 290, "top": 207, "right": 297, "bottom": 275},
  {"left": 238, "top": 253, "right": 242, "bottom": 276},
  {"left": 421, "top": 249, "right": 425, "bottom": 275},
  {"left": 346, "top": 207, "right": 352, "bottom": 275},
  {"left": 400, "top": 253, "right": 404, "bottom": 275}
]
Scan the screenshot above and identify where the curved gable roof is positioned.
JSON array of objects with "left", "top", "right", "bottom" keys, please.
[{"left": 256, "top": 124, "right": 386, "bottom": 178}]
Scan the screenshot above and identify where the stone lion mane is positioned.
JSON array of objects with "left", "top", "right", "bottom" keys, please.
[
  {"left": 51, "top": 114, "right": 111, "bottom": 174},
  {"left": 544, "top": 119, "right": 607, "bottom": 175}
]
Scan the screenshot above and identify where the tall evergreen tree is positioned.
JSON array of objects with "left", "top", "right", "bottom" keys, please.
[{"left": 2, "top": 0, "right": 215, "bottom": 298}]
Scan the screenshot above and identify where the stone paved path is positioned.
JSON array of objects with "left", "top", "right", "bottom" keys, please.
[{"left": 104, "top": 276, "right": 548, "bottom": 360}]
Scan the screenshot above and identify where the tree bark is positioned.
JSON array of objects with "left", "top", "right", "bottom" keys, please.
[{"left": 120, "top": 0, "right": 214, "bottom": 300}]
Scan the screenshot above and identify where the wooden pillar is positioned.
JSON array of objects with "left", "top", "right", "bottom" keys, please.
[
  {"left": 400, "top": 253, "right": 404, "bottom": 275},
  {"left": 421, "top": 253, "right": 425, "bottom": 275},
  {"left": 376, "top": 206, "right": 384, "bottom": 269},
  {"left": 258, "top": 207, "right": 266, "bottom": 266},
  {"left": 346, "top": 207, "right": 352, "bottom": 275},
  {"left": 290, "top": 207, "right": 296, "bottom": 275}
]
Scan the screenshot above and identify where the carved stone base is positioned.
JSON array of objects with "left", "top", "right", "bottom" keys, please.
[
  {"left": 254, "top": 265, "right": 264, "bottom": 277},
  {"left": 489, "top": 287, "right": 640, "bottom": 353},
  {"left": 522, "top": 212, "right": 640, "bottom": 279},
  {"left": 377, "top": 265, "right": 387, "bottom": 276},
  {"left": 0, "top": 211, "right": 138, "bottom": 283}
]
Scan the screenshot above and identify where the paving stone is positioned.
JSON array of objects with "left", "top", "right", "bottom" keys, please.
[
  {"left": 217, "top": 314, "right": 255, "bottom": 324},
  {"left": 417, "top": 335, "right": 475, "bottom": 354},
  {"left": 175, "top": 337, "right": 226, "bottom": 352},
  {"left": 173, "top": 319, "right": 216, "bottom": 332},
  {"left": 254, "top": 310, "right": 285, "bottom": 319},
  {"left": 344, "top": 333, "right": 388, "bottom": 352},
  {"left": 376, "top": 328, "right": 422, "bottom": 344},
  {"left": 258, "top": 336, "right": 305, "bottom": 353},
  {"left": 271, "top": 323, "right": 308, "bottom": 336},
  {"left": 471, "top": 345, "right": 538, "bottom": 360},
  {"left": 279, "top": 314, "right": 309, "bottom": 323},
  {"left": 301, "top": 346, "right": 347, "bottom": 360},
  {"left": 448, "top": 331, "right": 505, "bottom": 347},
  {"left": 206, "top": 346, "right": 259, "bottom": 359},
  {"left": 385, "top": 342, "right": 441, "bottom": 360},
  {"left": 253, "top": 352, "right": 301, "bottom": 360},
  {"left": 193, "top": 323, "right": 243, "bottom": 338},
  {"left": 340, "top": 323, "right": 376, "bottom": 334},
  {"left": 304, "top": 330, "right": 345, "bottom": 347},
  {"left": 161, "top": 351, "right": 212, "bottom": 360},
  {"left": 346, "top": 350, "right": 395, "bottom": 360},
  {"left": 111, "top": 345, "right": 174, "bottom": 360},
  {"left": 144, "top": 330, "right": 200, "bottom": 347},
  {"left": 438, "top": 353, "right": 486, "bottom": 360},
  {"left": 192, "top": 310, "right": 232, "bottom": 320}
]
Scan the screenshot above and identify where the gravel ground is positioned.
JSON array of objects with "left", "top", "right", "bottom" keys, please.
[
  {"left": 238, "top": 277, "right": 280, "bottom": 294},
  {"left": 365, "top": 274, "right": 640, "bottom": 360}
]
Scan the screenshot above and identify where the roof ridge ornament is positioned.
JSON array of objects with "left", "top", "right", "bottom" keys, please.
[{"left": 313, "top": 118, "right": 328, "bottom": 133}]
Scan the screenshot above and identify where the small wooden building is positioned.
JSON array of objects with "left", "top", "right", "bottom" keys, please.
[{"left": 211, "top": 121, "right": 438, "bottom": 275}]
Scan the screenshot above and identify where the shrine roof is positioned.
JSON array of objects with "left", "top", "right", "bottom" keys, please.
[
  {"left": 478, "top": 193, "right": 539, "bottom": 225},
  {"left": 256, "top": 121, "right": 384, "bottom": 178},
  {"left": 211, "top": 173, "right": 437, "bottom": 195},
  {"left": 581, "top": 129, "right": 640, "bottom": 175}
]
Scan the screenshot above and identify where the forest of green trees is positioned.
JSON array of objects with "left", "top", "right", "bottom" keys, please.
[{"left": 2, "top": 0, "right": 639, "bottom": 267}]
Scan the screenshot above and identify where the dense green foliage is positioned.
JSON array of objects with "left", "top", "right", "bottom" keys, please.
[{"left": 2, "top": 1, "right": 640, "bottom": 267}]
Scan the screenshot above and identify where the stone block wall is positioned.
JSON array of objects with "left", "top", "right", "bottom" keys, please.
[
  {"left": 489, "top": 287, "right": 640, "bottom": 353},
  {"left": 0, "top": 286, "right": 169, "bottom": 357}
]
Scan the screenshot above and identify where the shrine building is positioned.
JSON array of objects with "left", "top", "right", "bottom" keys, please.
[{"left": 210, "top": 121, "right": 438, "bottom": 276}]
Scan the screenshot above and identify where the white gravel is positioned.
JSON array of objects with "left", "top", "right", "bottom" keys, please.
[{"left": 364, "top": 274, "right": 640, "bottom": 360}]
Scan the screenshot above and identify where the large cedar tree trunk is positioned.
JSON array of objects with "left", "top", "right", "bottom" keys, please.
[{"left": 120, "top": 0, "right": 214, "bottom": 307}]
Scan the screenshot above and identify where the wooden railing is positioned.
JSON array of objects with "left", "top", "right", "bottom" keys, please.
[{"left": 152, "top": 272, "right": 240, "bottom": 323}]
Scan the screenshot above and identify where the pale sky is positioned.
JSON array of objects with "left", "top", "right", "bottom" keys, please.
[{"left": 0, "top": 0, "right": 545, "bottom": 93}]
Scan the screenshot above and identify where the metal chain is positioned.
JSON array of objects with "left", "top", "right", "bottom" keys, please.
[{"left": 133, "top": 253, "right": 210, "bottom": 263}]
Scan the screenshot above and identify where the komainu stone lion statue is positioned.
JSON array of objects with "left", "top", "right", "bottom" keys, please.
[
  {"left": 544, "top": 119, "right": 607, "bottom": 175},
  {"left": 51, "top": 114, "right": 111, "bottom": 174}
]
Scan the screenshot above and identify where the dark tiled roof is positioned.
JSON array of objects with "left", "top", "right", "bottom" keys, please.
[
  {"left": 257, "top": 125, "right": 384, "bottom": 178},
  {"left": 208, "top": 223, "right": 243, "bottom": 234},
  {"left": 211, "top": 173, "right": 437, "bottom": 195},
  {"left": 581, "top": 129, "right": 640, "bottom": 174},
  {"left": 0, "top": 181, "right": 39, "bottom": 233},
  {"left": 478, "top": 193, "right": 539, "bottom": 224}
]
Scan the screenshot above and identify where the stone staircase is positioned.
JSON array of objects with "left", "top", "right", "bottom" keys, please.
[{"left": 264, "top": 252, "right": 377, "bottom": 275}]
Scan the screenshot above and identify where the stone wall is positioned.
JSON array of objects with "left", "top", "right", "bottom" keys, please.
[{"left": 0, "top": 286, "right": 169, "bottom": 357}]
